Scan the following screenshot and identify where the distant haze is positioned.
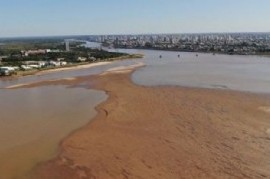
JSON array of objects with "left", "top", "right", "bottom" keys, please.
[{"left": 0, "top": 0, "right": 270, "bottom": 37}]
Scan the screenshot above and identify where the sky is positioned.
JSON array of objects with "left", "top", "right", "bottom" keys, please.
[{"left": 0, "top": 0, "right": 270, "bottom": 37}]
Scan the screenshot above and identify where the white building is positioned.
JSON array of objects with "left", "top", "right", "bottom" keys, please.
[
  {"left": 77, "top": 57, "right": 87, "bottom": 62},
  {"left": 24, "top": 61, "right": 46, "bottom": 68}
]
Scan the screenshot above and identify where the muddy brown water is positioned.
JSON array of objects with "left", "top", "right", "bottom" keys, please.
[{"left": 0, "top": 86, "right": 107, "bottom": 179}]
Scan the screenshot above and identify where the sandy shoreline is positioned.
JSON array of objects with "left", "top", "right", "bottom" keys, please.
[
  {"left": 0, "top": 54, "right": 144, "bottom": 81},
  {"left": 36, "top": 61, "right": 112, "bottom": 75},
  {"left": 11, "top": 65, "right": 270, "bottom": 178}
]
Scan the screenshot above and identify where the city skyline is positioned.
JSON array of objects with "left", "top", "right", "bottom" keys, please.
[{"left": 1, "top": 0, "right": 270, "bottom": 38}]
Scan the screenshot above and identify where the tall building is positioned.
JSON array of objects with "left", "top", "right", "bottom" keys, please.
[{"left": 65, "top": 40, "right": 70, "bottom": 52}]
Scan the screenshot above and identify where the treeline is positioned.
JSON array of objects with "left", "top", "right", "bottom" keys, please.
[
  {"left": 0, "top": 40, "right": 85, "bottom": 55},
  {"left": 1, "top": 47, "right": 127, "bottom": 67},
  {"left": 74, "top": 47, "right": 126, "bottom": 59}
]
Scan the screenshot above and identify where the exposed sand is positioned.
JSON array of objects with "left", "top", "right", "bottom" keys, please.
[
  {"left": 5, "top": 78, "right": 77, "bottom": 89},
  {"left": 36, "top": 62, "right": 112, "bottom": 75},
  {"left": 259, "top": 106, "right": 270, "bottom": 113},
  {"left": 100, "top": 62, "right": 145, "bottom": 75},
  {"left": 14, "top": 64, "right": 270, "bottom": 179}
]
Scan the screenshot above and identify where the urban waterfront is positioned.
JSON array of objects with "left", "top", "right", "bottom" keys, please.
[{"left": 85, "top": 33, "right": 270, "bottom": 55}]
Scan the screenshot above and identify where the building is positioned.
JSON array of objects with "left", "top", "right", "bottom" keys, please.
[
  {"left": 65, "top": 40, "right": 70, "bottom": 52},
  {"left": 21, "top": 50, "right": 46, "bottom": 56},
  {"left": 0, "top": 67, "right": 16, "bottom": 76},
  {"left": 77, "top": 57, "right": 87, "bottom": 62},
  {"left": 23, "top": 61, "right": 46, "bottom": 68}
]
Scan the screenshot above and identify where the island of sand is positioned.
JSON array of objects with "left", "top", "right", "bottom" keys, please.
[{"left": 11, "top": 63, "right": 270, "bottom": 179}]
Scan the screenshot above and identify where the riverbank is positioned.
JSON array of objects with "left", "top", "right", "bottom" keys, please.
[
  {"left": 115, "top": 47, "right": 270, "bottom": 57},
  {"left": 15, "top": 63, "right": 270, "bottom": 178},
  {"left": 0, "top": 54, "right": 144, "bottom": 79}
]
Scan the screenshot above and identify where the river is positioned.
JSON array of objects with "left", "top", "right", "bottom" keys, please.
[{"left": 0, "top": 49, "right": 270, "bottom": 178}]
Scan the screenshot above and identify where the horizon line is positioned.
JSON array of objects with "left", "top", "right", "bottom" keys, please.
[{"left": 1, "top": 31, "right": 270, "bottom": 39}]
